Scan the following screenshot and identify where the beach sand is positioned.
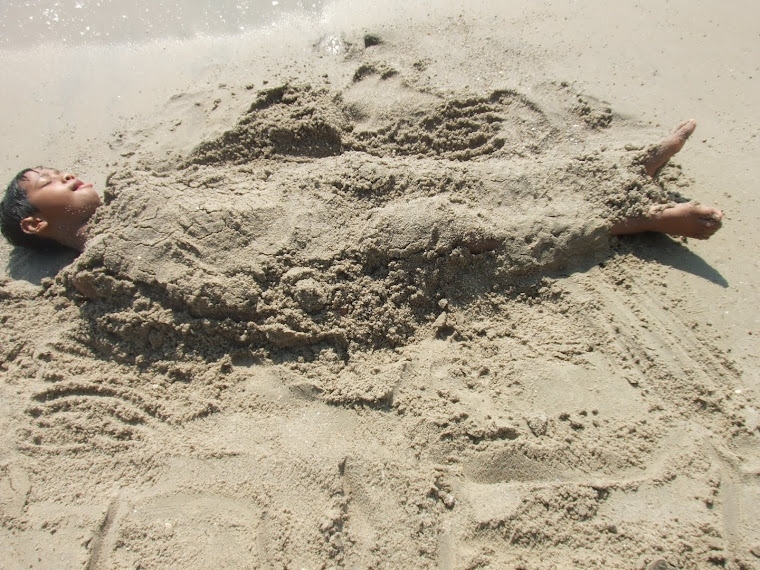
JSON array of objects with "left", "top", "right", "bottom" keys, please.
[{"left": 1, "top": 1, "right": 758, "bottom": 568}]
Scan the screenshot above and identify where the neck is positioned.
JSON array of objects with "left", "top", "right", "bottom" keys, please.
[{"left": 49, "top": 222, "right": 89, "bottom": 252}]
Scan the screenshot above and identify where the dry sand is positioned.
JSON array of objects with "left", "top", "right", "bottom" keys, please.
[{"left": 1, "top": 1, "right": 759, "bottom": 568}]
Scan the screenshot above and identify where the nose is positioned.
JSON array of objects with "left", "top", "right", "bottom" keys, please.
[{"left": 62, "top": 172, "right": 75, "bottom": 181}]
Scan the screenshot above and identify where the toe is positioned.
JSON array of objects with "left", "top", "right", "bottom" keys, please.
[
  {"left": 674, "top": 118, "right": 697, "bottom": 141},
  {"left": 695, "top": 205, "right": 723, "bottom": 220},
  {"left": 696, "top": 216, "right": 722, "bottom": 239}
]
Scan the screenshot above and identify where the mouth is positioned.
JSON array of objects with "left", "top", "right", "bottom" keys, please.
[{"left": 72, "top": 179, "right": 92, "bottom": 191}]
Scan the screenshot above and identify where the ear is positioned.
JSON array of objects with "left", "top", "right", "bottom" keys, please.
[{"left": 20, "top": 215, "right": 48, "bottom": 236}]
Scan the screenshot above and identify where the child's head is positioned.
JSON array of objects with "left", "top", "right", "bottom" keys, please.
[{"left": 0, "top": 167, "right": 101, "bottom": 251}]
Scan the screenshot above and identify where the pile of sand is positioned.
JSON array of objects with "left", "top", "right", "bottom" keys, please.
[{"left": 62, "top": 82, "right": 666, "bottom": 360}]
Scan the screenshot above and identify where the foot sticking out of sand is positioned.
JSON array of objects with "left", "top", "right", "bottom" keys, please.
[
  {"left": 611, "top": 119, "right": 723, "bottom": 240},
  {"left": 643, "top": 119, "right": 697, "bottom": 177},
  {"left": 611, "top": 202, "right": 723, "bottom": 240}
]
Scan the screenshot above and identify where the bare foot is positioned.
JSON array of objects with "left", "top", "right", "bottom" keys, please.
[
  {"left": 611, "top": 120, "right": 724, "bottom": 240},
  {"left": 648, "top": 203, "right": 723, "bottom": 239},
  {"left": 611, "top": 203, "right": 723, "bottom": 239},
  {"left": 643, "top": 119, "right": 697, "bottom": 177}
]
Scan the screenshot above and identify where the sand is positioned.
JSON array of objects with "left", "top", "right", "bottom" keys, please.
[{"left": 1, "top": 1, "right": 759, "bottom": 568}]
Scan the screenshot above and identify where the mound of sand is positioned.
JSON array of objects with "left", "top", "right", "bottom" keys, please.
[{"left": 61, "top": 83, "right": 666, "bottom": 360}]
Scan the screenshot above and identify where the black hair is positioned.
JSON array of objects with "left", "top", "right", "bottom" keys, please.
[{"left": 0, "top": 168, "right": 63, "bottom": 251}]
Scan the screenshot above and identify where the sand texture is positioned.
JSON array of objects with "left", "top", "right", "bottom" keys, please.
[{"left": 1, "top": 1, "right": 759, "bottom": 568}]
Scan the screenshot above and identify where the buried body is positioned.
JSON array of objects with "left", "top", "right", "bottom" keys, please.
[{"left": 0, "top": 88, "right": 722, "bottom": 359}]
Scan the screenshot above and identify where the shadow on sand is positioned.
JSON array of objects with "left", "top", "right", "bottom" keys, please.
[
  {"left": 623, "top": 233, "right": 728, "bottom": 288},
  {"left": 5, "top": 246, "right": 78, "bottom": 286}
]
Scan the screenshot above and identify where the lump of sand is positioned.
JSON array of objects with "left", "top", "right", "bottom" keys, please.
[{"left": 59, "top": 84, "right": 670, "bottom": 363}]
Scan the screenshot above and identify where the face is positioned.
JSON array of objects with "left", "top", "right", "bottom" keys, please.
[{"left": 20, "top": 168, "right": 102, "bottom": 231}]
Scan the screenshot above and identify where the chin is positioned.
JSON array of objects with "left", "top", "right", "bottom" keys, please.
[{"left": 80, "top": 189, "right": 103, "bottom": 209}]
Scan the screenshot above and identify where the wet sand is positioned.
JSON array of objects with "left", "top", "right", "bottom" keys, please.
[{"left": 1, "top": 1, "right": 759, "bottom": 568}]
